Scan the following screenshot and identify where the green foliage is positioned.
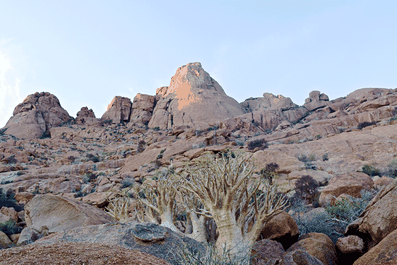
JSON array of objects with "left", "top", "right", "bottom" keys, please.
[
  {"left": 82, "top": 172, "right": 97, "bottom": 183},
  {"left": 137, "top": 140, "right": 146, "bottom": 153},
  {"left": 292, "top": 189, "right": 378, "bottom": 243},
  {"left": 0, "top": 220, "right": 22, "bottom": 236},
  {"left": 322, "top": 153, "right": 329, "bottom": 161},
  {"left": 0, "top": 189, "right": 23, "bottom": 212},
  {"left": 153, "top": 126, "right": 160, "bottom": 131},
  {"left": 121, "top": 178, "right": 134, "bottom": 188},
  {"left": 362, "top": 164, "right": 380, "bottom": 177}
]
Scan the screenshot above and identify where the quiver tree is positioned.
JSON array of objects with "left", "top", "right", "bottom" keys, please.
[
  {"left": 132, "top": 170, "right": 210, "bottom": 243},
  {"left": 105, "top": 189, "right": 132, "bottom": 222},
  {"left": 178, "top": 150, "right": 288, "bottom": 256}
]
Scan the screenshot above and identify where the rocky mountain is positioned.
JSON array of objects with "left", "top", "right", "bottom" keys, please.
[{"left": 1, "top": 63, "right": 397, "bottom": 264}]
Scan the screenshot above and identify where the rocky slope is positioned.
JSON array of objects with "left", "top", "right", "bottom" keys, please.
[{"left": 1, "top": 62, "right": 397, "bottom": 264}]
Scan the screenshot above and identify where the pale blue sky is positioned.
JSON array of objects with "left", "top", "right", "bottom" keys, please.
[{"left": 1, "top": 0, "right": 396, "bottom": 127}]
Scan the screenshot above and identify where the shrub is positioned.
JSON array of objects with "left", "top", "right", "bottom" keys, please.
[
  {"left": 0, "top": 220, "right": 22, "bottom": 236},
  {"left": 294, "top": 175, "right": 319, "bottom": 204},
  {"left": 385, "top": 160, "right": 397, "bottom": 178},
  {"left": 0, "top": 189, "right": 23, "bottom": 211},
  {"left": 247, "top": 139, "right": 268, "bottom": 151},
  {"left": 362, "top": 164, "right": 381, "bottom": 177},
  {"left": 137, "top": 140, "right": 146, "bottom": 153},
  {"left": 3, "top": 155, "right": 17, "bottom": 164},
  {"left": 259, "top": 163, "right": 279, "bottom": 184},
  {"left": 153, "top": 127, "right": 160, "bottom": 131},
  {"left": 121, "top": 178, "right": 134, "bottom": 188},
  {"left": 0, "top": 128, "right": 7, "bottom": 135},
  {"left": 322, "top": 153, "right": 329, "bottom": 161},
  {"left": 82, "top": 172, "right": 97, "bottom": 183},
  {"left": 357, "top": 121, "right": 375, "bottom": 130}
]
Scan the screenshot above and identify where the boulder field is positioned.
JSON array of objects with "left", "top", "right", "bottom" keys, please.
[{"left": 1, "top": 62, "right": 397, "bottom": 263}]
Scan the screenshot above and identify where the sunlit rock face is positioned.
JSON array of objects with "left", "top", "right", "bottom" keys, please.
[
  {"left": 148, "top": 62, "right": 245, "bottom": 129},
  {"left": 3, "top": 92, "right": 72, "bottom": 139}
]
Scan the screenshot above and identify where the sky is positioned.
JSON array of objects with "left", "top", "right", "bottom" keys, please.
[{"left": 1, "top": 0, "right": 396, "bottom": 127}]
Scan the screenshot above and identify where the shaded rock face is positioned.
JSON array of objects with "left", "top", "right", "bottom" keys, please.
[
  {"left": 101, "top": 96, "right": 132, "bottom": 123},
  {"left": 336, "top": 235, "right": 364, "bottom": 265},
  {"left": 3, "top": 92, "right": 72, "bottom": 139},
  {"left": 259, "top": 211, "right": 299, "bottom": 250},
  {"left": 75, "top": 107, "right": 100, "bottom": 126},
  {"left": 148, "top": 62, "right": 245, "bottom": 130},
  {"left": 35, "top": 222, "right": 204, "bottom": 265},
  {"left": 252, "top": 239, "right": 285, "bottom": 265},
  {"left": 24, "top": 194, "right": 113, "bottom": 233},
  {"left": 130, "top": 93, "right": 156, "bottom": 126},
  {"left": 352, "top": 228, "right": 397, "bottom": 265},
  {"left": 346, "top": 180, "right": 397, "bottom": 249}
]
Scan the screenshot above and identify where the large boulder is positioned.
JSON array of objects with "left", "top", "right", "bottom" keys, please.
[
  {"left": 148, "top": 62, "right": 245, "bottom": 129},
  {"left": 336, "top": 235, "right": 364, "bottom": 265},
  {"left": 101, "top": 96, "right": 132, "bottom": 123},
  {"left": 259, "top": 211, "right": 299, "bottom": 250},
  {"left": 353, "top": 228, "right": 397, "bottom": 265},
  {"left": 75, "top": 107, "right": 100, "bottom": 126},
  {"left": 304, "top": 90, "right": 330, "bottom": 111},
  {"left": 35, "top": 222, "right": 204, "bottom": 264},
  {"left": 345, "top": 180, "right": 397, "bottom": 249},
  {"left": 24, "top": 194, "right": 113, "bottom": 233},
  {"left": 252, "top": 239, "right": 285, "bottom": 265},
  {"left": 130, "top": 93, "right": 156, "bottom": 126},
  {"left": 3, "top": 92, "right": 72, "bottom": 139},
  {"left": 285, "top": 233, "right": 337, "bottom": 265},
  {"left": 0, "top": 231, "right": 13, "bottom": 248},
  {"left": 319, "top": 172, "right": 374, "bottom": 206},
  {"left": 241, "top": 93, "right": 297, "bottom": 112}
]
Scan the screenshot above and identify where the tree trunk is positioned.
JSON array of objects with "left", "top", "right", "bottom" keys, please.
[
  {"left": 186, "top": 214, "right": 207, "bottom": 243},
  {"left": 160, "top": 212, "right": 179, "bottom": 233},
  {"left": 215, "top": 211, "right": 250, "bottom": 257}
]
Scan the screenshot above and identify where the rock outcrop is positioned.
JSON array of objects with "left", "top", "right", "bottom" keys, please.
[
  {"left": 3, "top": 92, "right": 72, "bottom": 139},
  {"left": 101, "top": 96, "right": 132, "bottom": 123},
  {"left": 304, "top": 90, "right": 330, "bottom": 111},
  {"left": 148, "top": 62, "right": 245, "bottom": 129},
  {"left": 75, "top": 107, "right": 100, "bottom": 126},
  {"left": 346, "top": 180, "right": 397, "bottom": 249},
  {"left": 130, "top": 93, "right": 156, "bottom": 126},
  {"left": 24, "top": 194, "right": 113, "bottom": 233}
]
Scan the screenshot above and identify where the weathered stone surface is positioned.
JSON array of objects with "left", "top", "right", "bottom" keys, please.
[
  {"left": 75, "top": 107, "right": 100, "bottom": 126},
  {"left": 241, "top": 93, "right": 296, "bottom": 112},
  {"left": 259, "top": 211, "right": 299, "bottom": 250},
  {"left": 252, "top": 239, "right": 285, "bottom": 265},
  {"left": 345, "top": 180, "right": 397, "bottom": 249},
  {"left": 281, "top": 249, "right": 324, "bottom": 265},
  {"left": 148, "top": 62, "right": 244, "bottom": 129},
  {"left": 0, "top": 242, "right": 170, "bottom": 265},
  {"left": 3, "top": 92, "right": 72, "bottom": 139},
  {"left": 101, "top": 96, "right": 132, "bottom": 123},
  {"left": 304, "top": 90, "right": 330, "bottom": 111},
  {"left": 0, "top": 207, "right": 18, "bottom": 222},
  {"left": 285, "top": 233, "right": 337, "bottom": 265},
  {"left": 24, "top": 194, "right": 113, "bottom": 233},
  {"left": 130, "top": 93, "right": 156, "bottom": 126},
  {"left": 353, "top": 228, "right": 397, "bottom": 265},
  {"left": 0, "top": 231, "right": 13, "bottom": 248},
  {"left": 16, "top": 227, "right": 40, "bottom": 246},
  {"left": 319, "top": 172, "right": 374, "bottom": 206},
  {"left": 35, "top": 222, "right": 204, "bottom": 265},
  {"left": 336, "top": 235, "right": 364, "bottom": 265},
  {"left": 14, "top": 192, "right": 35, "bottom": 204}
]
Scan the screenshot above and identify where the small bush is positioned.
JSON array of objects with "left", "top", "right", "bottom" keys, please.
[
  {"left": 0, "top": 128, "right": 7, "bottom": 135},
  {"left": 362, "top": 164, "right": 381, "bottom": 177},
  {"left": 294, "top": 175, "right": 319, "bottom": 204},
  {"left": 82, "top": 172, "right": 97, "bottom": 183},
  {"left": 259, "top": 163, "right": 279, "bottom": 184},
  {"left": 0, "top": 189, "right": 23, "bottom": 211},
  {"left": 3, "top": 155, "right": 17, "bottom": 164},
  {"left": 121, "top": 178, "right": 134, "bottom": 188},
  {"left": 137, "top": 140, "right": 146, "bottom": 153},
  {"left": 153, "top": 127, "right": 160, "bottom": 131},
  {"left": 322, "top": 153, "right": 329, "bottom": 161},
  {"left": 357, "top": 121, "right": 375, "bottom": 130},
  {"left": 0, "top": 220, "right": 22, "bottom": 236},
  {"left": 247, "top": 139, "right": 268, "bottom": 151},
  {"left": 385, "top": 160, "right": 397, "bottom": 178}
]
